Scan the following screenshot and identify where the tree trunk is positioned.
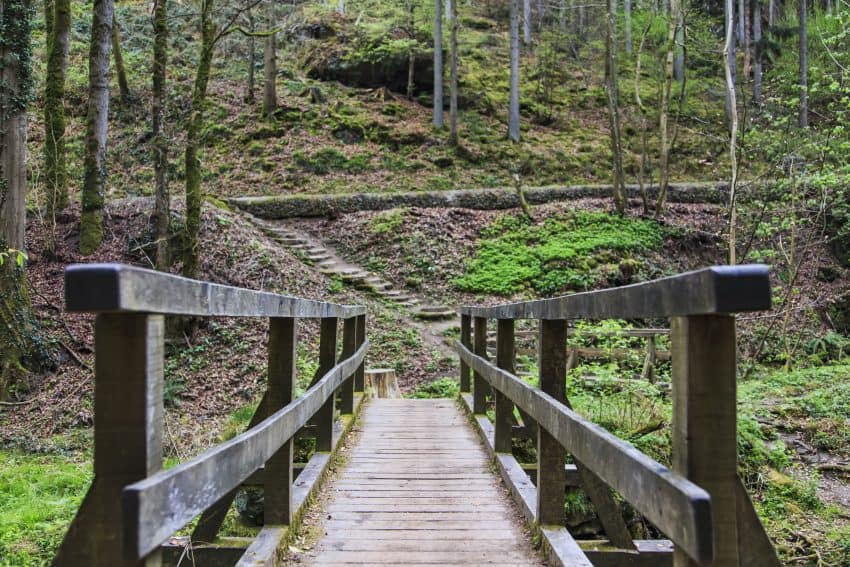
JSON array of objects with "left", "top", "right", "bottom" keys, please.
[
  {"left": 656, "top": 0, "right": 677, "bottom": 216},
  {"left": 183, "top": 0, "right": 215, "bottom": 279},
  {"left": 724, "top": 0, "right": 739, "bottom": 264},
  {"left": 246, "top": 10, "right": 256, "bottom": 103},
  {"left": 559, "top": 0, "right": 566, "bottom": 31},
  {"left": 799, "top": 0, "right": 808, "bottom": 128},
  {"left": 624, "top": 0, "right": 633, "bottom": 53},
  {"left": 635, "top": 22, "right": 652, "bottom": 214},
  {"left": 509, "top": 0, "right": 521, "bottom": 141},
  {"left": 262, "top": 3, "right": 277, "bottom": 118},
  {"left": 768, "top": 0, "right": 774, "bottom": 26},
  {"left": 365, "top": 369, "right": 401, "bottom": 398},
  {"left": 80, "top": 0, "right": 113, "bottom": 255},
  {"left": 337, "top": 0, "right": 344, "bottom": 14},
  {"left": 742, "top": 0, "right": 751, "bottom": 79},
  {"left": 724, "top": 0, "right": 737, "bottom": 133},
  {"left": 523, "top": 0, "right": 532, "bottom": 45},
  {"left": 737, "top": 0, "right": 745, "bottom": 41},
  {"left": 44, "top": 0, "right": 71, "bottom": 227},
  {"left": 752, "top": 0, "right": 762, "bottom": 104},
  {"left": 1, "top": 0, "right": 51, "bottom": 400},
  {"left": 153, "top": 0, "right": 169, "bottom": 271},
  {"left": 449, "top": 0, "right": 459, "bottom": 145},
  {"left": 605, "top": 0, "right": 626, "bottom": 214},
  {"left": 433, "top": 0, "right": 444, "bottom": 128},
  {"left": 111, "top": 11, "right": 130, "bottom": 101},
  {"left": 407, "top": 1, "right": 415, "bottom": 100},
  {"left": 673, "top": 6, "right": 684, "bottom": 80}
]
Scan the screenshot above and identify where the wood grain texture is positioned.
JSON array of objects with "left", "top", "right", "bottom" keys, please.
[
  {"left": 122, "top": 340, "right": 368, "bottom": 559},
  {"left": 302, "top": 399, "right": 545, "bottom": 566},
  {"left": 65, "top": 263, "right": 366, "bottom": 318},
  {"left": 459, "top": 265, "right": 770, "bottom": 319},
  {"left": 456, "top": 341, "right": 713, "bottom": 563}
]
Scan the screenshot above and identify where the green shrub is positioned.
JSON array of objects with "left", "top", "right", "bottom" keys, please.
[{"left": 409, "top": 377, "right": 460, "bottom": 399}]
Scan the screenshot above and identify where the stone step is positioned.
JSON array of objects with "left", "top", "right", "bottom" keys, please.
[
  {"left": 317, "top": 260, "right": 337, "bottom": 269},
  {"left": 413, "top": 306, "right": 456, "bottom": 320},
  {"left": 367, "top": 282, "right": 392, "bottom": 291},
  {"left": 306, "top": 247, "right": 328, "bottom": 255}
]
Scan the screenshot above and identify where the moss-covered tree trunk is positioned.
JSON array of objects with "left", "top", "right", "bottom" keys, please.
[
  {"left": 508, "top": 0, "right": 520, "bottom": 141},
  {"left": 433, "top": 0, "right": 444, "bottom": 128},
  {"left": 262, "top": 1, "right": 277, "bottom": 118},
  {"left": 80, "top": 0, "right": 113, "bottom": 255},
  {"left": 448, "top": 0, "right": 458, "bottom": 145},
  {"left": 183, "top": 0, "right": 215, "bottom": 279},
  {"left": 44, "top": 0, "right": 71, "bottom": 228},
  {"left": 153, "top": 0, "right": 169, "bottom": 270},
  {"left": 112, "top": 10, "right": 130, "bottom": 101},
  {"left": 1, "top": 0, "right": 51, "bottom": 400}
]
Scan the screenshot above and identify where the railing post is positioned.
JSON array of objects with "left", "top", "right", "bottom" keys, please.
[
  {"left": 494, "top": 319, "right": 515, "bottom": 453},
  {"left": 265, "top": 317, "right": 297, "bottom": 525},
  {"left": 339, "top": 317, "right": 357, "bottom": 414},
  {"left": 671, "top": 315, "right": 739, "bottom": 566},
  {"left": 537, "top": 319, "right": 567, "bottom": 526},
  {"left": 354, "top": 314, "right": 366, "bottom": 392},
  {"left": 460, "top": 314, "right": 472, "bottom": 393},
  {"left": 473, "top": 316, "right": 489, "bottom": 414},
  {"left": 54, "top": 314, "right": 164, "bottom": 566},
  {"left": 315, "top": 317, "right": 338, "bottom": 452}
]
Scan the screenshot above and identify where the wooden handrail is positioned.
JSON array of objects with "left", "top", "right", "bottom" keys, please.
[
  {"left": 456, "top": 341, "right": 712, "bottom": 562},
  {"left": 123, "top": 340, "right": 368, "bottom": 559},
  {"left": 54, "top": 264, "right": 369, "bottom": 567},
  {"left": 458, "top": 264, "right": 770, "bottom": 319},
  {"left": 65, "top": 263, "right": 366, "bottom": 318}
]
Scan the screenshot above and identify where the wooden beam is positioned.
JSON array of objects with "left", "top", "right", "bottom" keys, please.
[
  {"left": 671, "top": 315, "right": 738, "bottom": 567},
  {"left": 460, "top": 314, "right": 472, "bottom": 392},
  {"left": 339, "top": 317, "right": 357, "bottom": 415},
  {"left": 456, "top": 341, "right": 713, "bottom": 564},
  {"left": 65, "top": 263, "right": 366, "bottom": 318},
  {"left": 234, "top": 526, "right": 286, "bottom": 566},
  {"left": 354, "top": 314, "right": 366, "bottom": 392},
  {"left": 265, "top": 317, "right": 297, "bottom": 525},
  {"left": 122, "top": 341, "right": 368, "bottom": 560},
  {"left": 55, "top": 314, "right": 165, "bottom": 567},
  {"left": 494, "top": 319, "right": 515, "bottom": 453},
  {"left": 537, "top": 320, "right": 566, "bottom": 526},
  {"left": 473, "top": 316, "right": 489, "bottom": 414},
  {"left": 459, "top": 265, "right": 770, "bottom": 320},
  {"left": 314, "top": 317, "right": 338, "bottom": 452}
]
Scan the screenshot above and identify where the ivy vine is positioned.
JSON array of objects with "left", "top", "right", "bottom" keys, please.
[{"left": 0, "top": 0, "right": 34, "bottom": 119}]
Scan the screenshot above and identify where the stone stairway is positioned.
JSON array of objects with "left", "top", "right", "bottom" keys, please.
[{"left": 250, "top": 216, "right": 455, "bottom": 319}]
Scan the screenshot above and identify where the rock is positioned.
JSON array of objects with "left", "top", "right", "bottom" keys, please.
[{"left": 432, "top": 156, "right": 454, "bottom": 169}]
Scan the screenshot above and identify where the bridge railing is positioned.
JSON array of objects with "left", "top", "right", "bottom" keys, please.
[
  {"left": 54, "top": 264, "right": 368, "bottom": 566},
  {"left": 457, "top": 265, "right": 779, "bottom": 567}
]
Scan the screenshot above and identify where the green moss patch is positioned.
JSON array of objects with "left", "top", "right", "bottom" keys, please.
[{"left": 455, "top": 212, "right": 665, "bottom": 295}]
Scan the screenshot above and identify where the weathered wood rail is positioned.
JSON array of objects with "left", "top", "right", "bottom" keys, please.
[
  {"left": 53, "top": 264, "right": 368, "bottom": 566},
  {"left": 457, "top": 265, "right": 781, "bottom": 567}
]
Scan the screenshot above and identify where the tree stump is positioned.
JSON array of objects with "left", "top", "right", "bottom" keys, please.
[{"left": 365, "top": 368, "right": 401, "bottom": 399}]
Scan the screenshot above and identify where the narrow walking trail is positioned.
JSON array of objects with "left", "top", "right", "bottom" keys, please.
[{"left": 299, "top": 399, "right": 544, "bottom": 565}]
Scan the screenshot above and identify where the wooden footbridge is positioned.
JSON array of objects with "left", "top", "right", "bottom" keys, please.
[{"left": 54, "top": 263, "right": 780, "bottom": 566}]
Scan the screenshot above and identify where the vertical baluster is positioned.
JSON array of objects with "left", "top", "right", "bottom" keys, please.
[
  {"left": 537, "top": 319, "right": 566, "bottom": 526},
  {"left": 494, "top": 319, "right": 515, "bottom": 453},
  {"left": 354, "top": 314, "right": 366, "bottom": 392},
  {"left": 460, "top": 314, "right": 472, "bottom": 392},
  {"left": 55, "top": 314, "right": 164, "bottom": 566},
  {"left": 671, "top": 315, "right": 739, "bottom": 567},
  {"left": 315, "top": 317, "right": 338, "bottom": 452},
  {"left": 339, "top": 317, "right": 357, "bottom": 414},
  {"left": 473, "top": 316, "right": 489, "bottom": 414},
  {"left": 265, "top": 317, "right": 297, "bottom": 525}
]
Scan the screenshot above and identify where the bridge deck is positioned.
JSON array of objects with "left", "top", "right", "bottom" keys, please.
[{"left": 301, "top": 399, "right": 544, "bottom": 565}]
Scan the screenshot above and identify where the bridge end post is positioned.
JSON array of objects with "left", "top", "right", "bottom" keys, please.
[
  {"left": 354, "top": 314, "right": 366, "bottom": 393},
  {"left": 671, "top": 315, "right": 739, "bottom": 566},
  {"left": 339, "top": 317, "right": 357, "bottom": 414},
  {"left": 473, "top": 317, "right": 490, "bottom": 414},
  {"left": 265, "top": 317, "right": 297, "bottom": 525}
]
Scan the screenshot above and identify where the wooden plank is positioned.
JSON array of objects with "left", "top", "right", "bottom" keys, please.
[
  {"left": 459, "top": 265, "right": 770, "bottom": 319},
  {"left": 460, "top": 314, "right": 472, "bottom": 392},
  {"left": 265, "top": 317, "right": 296, "bottom": 525},
  {"left": 122, "top": 340, "right": 368, "bottom": 559},
  {"left": 65, "top": 263, "right": 366, "bottom": 318},
  {"left": 473, "top": 316, "right": 489, "bottom": 413},
  {"left": 314, "top": 317, "right": 338, "bottom": 452},
  {"left": 671, "top": 315, "right": 737, "bottom": 567},
  {"left": 734, "top": 476, "right": 781, "bottom": 567},
  {"left": 54, "top": 314, "right": 164, "bottom": 567},
  {"left": 339, "top": 317, "right": 357, "bottom": 414},
  {"left": 581, "top": 540, "right": 674, "bottom": 567},
  {"left": 456, "top": 341, "right": 713, "bottom": 564},
  {"left": 161, "top": 539, "right": 246, "bottom": 566},
  {"left": 495, "top": 319, "right": 515, "bottom": 453},
  {"left": 234, "top": 526, "right": 286, "bottom": 567},
  {"left": 307, "top": 551, "right": 533, "bottom": 563},
  {"left": 354, "top": 314, "right": 366, "bottom": 392},
  {"left": 537, "top": 319, "right": 566, "bottom": 526}
]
